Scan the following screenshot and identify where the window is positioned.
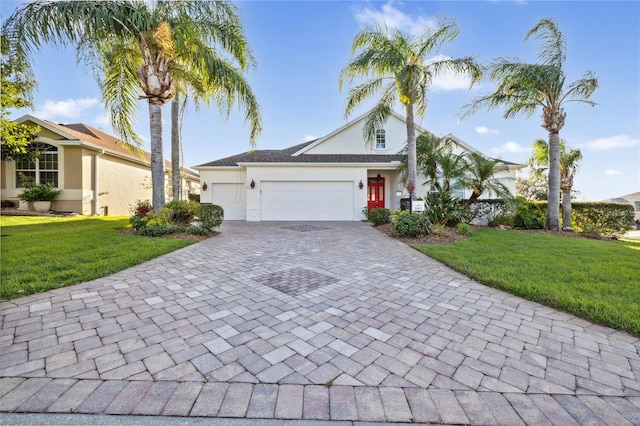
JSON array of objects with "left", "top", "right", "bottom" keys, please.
[
  {"left": 375, "top": 129, "right": 386, "bottom": 149},
  {"left": 15, "top": 143, "right": 59, "bottom": 187}
]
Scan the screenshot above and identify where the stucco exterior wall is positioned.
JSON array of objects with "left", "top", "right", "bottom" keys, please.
[
  {"left": 303, "top": 114, "right": 408, "bottom": 155},
  {"left": 199, "top": 168, "right": 246, "bottom": 205},
  {"left": 96, "top": 154, "right": 152, "bottom": 216}
]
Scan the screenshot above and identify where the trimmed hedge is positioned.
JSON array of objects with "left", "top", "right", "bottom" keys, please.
[
  {"left": 571, "top": 202, "right": 634, "bottom": 236},
  {"left": 533, "top": 201, "right": 634, "bottom": 236}
]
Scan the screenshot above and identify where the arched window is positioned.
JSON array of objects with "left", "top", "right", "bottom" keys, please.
[
  {"left": 15, "top": 143, "right": 59, "bottom": 187},
  {"left": 375, "top": 129, "right": 386, "bottom": 149}
]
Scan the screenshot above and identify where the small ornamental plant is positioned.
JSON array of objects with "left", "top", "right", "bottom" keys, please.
[{"left": 18, "top": 183, "right": 62, "bottom": 202}]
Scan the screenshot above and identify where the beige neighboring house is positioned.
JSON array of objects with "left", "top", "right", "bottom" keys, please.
[
  {"left": 195, "top": 110, "right": 524, "bottom": 221},
  {"left": 1, "top": 115, "right": 200, "bottom": 216}
]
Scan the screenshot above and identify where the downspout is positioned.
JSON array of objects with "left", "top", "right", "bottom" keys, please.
[{"left": 93, "top": 149, "right": 105, "bottom": 215}]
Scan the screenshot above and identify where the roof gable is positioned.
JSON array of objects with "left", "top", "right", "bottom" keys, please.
[
  {"left": 14, "top": 115, "right": 199, "bottom": 178},
  {"left": 294, "top": 110, "right": 412, "bottom": 156}
]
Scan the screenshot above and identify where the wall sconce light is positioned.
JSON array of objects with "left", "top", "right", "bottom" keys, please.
[
  {"left": 201, "top": 182, "right": 208, "bottom": 191},
  {"left": 359, "top": 180, "right": 364, "bottom": 189},
  {"left": 250, "top": 179, "right": 255, "bottom": 189}
]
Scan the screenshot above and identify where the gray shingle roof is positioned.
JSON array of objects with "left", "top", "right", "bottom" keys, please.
[{"left": 196, "top": 140, "right": 405, "bottom": 167}]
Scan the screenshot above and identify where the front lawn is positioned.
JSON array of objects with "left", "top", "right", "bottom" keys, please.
[
  {"left": 0, "top": 215, "right": 193, "bottom": 300},
  {"left": 415, "top": 228, "right": 640, "bottom": 337}
]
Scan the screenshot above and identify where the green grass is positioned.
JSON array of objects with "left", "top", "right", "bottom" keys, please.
[
  {"left": 0, "top": 215, "right": 192, "bottom": 300},
  {"left": 415, "top": 229, "right": 640, "bottom": 337}
]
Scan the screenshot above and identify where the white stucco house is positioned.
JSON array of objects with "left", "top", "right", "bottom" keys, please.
[{"left": 194, "top": 111, "right": 523, "bottom": 221}]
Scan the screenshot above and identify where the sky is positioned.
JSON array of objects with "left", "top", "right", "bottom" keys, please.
[{"left": 2, "top": 0, "right": 639, "bottom": 201}]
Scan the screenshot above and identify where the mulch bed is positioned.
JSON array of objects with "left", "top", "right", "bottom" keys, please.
[
  {"left": 372, "top": 222, "right": 606, "bottom": 245},
  {"left": 373, "top": 222, "right": 472, "bottom": 245}
]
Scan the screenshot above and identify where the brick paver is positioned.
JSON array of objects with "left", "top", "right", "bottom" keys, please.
[{"left": 1, "top": 221, "right": 638, "bottom": 424}]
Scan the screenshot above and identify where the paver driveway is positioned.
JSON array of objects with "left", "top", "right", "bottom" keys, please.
[{"left": 1, "top": 221, "right": 639, "bottom": 424}]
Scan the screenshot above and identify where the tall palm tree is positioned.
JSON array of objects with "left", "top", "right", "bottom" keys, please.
[
  {"left": 529, "top": 138, "right": 582, "bottom": 229},
  {"left": 3, "top": 1, "right": 261, "bottom": 210},
  {"left": 170, "top": 93, "right": 187, "bottom": 201},
  {"left": 339, "top": 20, "right": 481, "bottom": 197},
  {"left": 462, "top": 152, "right": 513, "bottom": 206},
  {"left": 462, "top": 18, "right": 597, "bottom": 230}
]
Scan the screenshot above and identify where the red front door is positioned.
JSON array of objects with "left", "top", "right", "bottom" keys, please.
[{"left": 367, "top": 176, "right": 385, "bottom": 211}]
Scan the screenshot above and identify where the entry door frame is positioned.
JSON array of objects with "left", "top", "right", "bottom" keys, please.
[{"left": 367, "top": 175, "right": 385, "bottom": 211}]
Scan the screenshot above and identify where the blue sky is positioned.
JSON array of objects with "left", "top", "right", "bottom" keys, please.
[{"left": 2, "top": 1, "right": 639, "bottom": 201}]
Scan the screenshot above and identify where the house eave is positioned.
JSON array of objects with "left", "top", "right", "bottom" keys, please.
[{"left": 237, "top": 162, "right": 402, "bottom": 168}]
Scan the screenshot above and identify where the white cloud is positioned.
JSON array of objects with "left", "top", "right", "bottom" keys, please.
[
  {"left": 36, "top": 98, "right": 99, "bottom": 120},
  {"left": 605, "top": 169, "right": 623, "bottom": 176},
  {"left": 91, "top": 113, "right": 110, "bottom": 127},
  {"left": 587, "top": 135, "right": 639, "bottom": 151},
  {"left": 427, "top": 55, "right": 475, "bottom": 91},
  {"left": 491, "top": 141, "right": 530, "bottom": 156},
  {"left": 304, "top": 135, "right": 318, "bottom": 142},
  {"left": 475, "top": 126, "right": 500, "bottom": 135},
  {"left": 354, "top": 1, "right": 437, "bottom": 38},
  {"left": 353, "top": 4, "right": 474, "bottom": 92}
]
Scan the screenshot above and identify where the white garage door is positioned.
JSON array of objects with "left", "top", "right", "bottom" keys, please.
[
  {"left": 210, "top": 183, "right": 246, "bottom": 220},
  {"left": 261, "top": 181, "right": 354, "bottom": 221}
]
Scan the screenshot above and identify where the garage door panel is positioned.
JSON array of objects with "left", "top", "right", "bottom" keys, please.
[
  {"left": 211, "top": 183, "right": 246, "bottom": 220},
  {"left": 261, "top": 181, "right": 353, "bottom": 221}
]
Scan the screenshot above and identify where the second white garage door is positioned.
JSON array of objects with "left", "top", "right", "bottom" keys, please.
[{"left": 261, "top": 181, "right": 354, "bottom": 221}]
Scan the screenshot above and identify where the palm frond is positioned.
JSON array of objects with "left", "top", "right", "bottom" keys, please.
[
  {"left": 561, "top": 71, "right": 598, "bottom": 105},
  {"left": 524, "top": 18, "right": 566, "bottom": 68},
  {"left": 361, "top": 84, "right": 396, "bottom": 142},
  {"left": 343, "top": 78, "right": 388, "bottom": 118}
]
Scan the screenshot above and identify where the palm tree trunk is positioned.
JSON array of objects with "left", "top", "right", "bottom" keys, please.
[
  {"left": 547, "top": 130, "right": 561, "bottom": 231},
  {"left": 561, "top": 188, "right": 572, "bottom": 229},
  {"left": 171, "top": 95, "right": 181, "bottom": 201},
  {"left": 149, "top": 101, "right": 166, "bottom": 210},
  {"left": 405, "top": 104, "right": 417, "bottom": 199}
]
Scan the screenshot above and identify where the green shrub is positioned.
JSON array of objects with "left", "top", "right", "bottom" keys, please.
[
  {"left": 514, "top": 200, "right": 546, "bottom": 229},
  {"left": 456, "top": 223, "right": 471, "bottom": 236},
  {"left": 489, "top": 214, "right": 515, "bottom": 227},
  {"left": 431, "top": 223, "right": 447, "bottom": 236},
  {"left": 188, "top": 193, "right": 201, "bottom": 203},
  {"left": 186, "top": 225, "right": 210, "bottom": 236},
  {"left": 571, "top": 202, "right": 634, "bottom": 237},
  {"left": 424, "top": 192, "right": 464, "bottom": 226},
  {"left": 18, "top": 183, "right": 62, "bottom": 202},
  {"left": 164, "top": 200, "right": 197, "bottom": 225},
  {"left": 129, "top": 200, "right": 153, "bottom": 231},
  {"left": 368, "top": 208, "right": 391, "bottom": 226},
  {"left": 199, "top": 204, "right": 224, "bottom": 230},
  {"left": 392, "top": 211, "right": 431, "bottom": 238},
  {"left": 137, "top": 224, "right": 181, "bottom": 237}
]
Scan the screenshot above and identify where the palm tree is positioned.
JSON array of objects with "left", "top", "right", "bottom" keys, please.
[
  {"left": 3, "top": 1, "right": 261, "bottom": 210},
  {"left": 339, "top": 20, "right": 481, "bottom": 197},
  {"left": 171, "top": 94, "right": 186, "bottom": 201},
  {"left": 529, "top": 138, "right": 582, "bottom": 229},
  {"left": 462, "top": 18, "right": 597, "bottom": 230},
  {"left": 462, "top": 152, "right": 513, "bottom": 206}
]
